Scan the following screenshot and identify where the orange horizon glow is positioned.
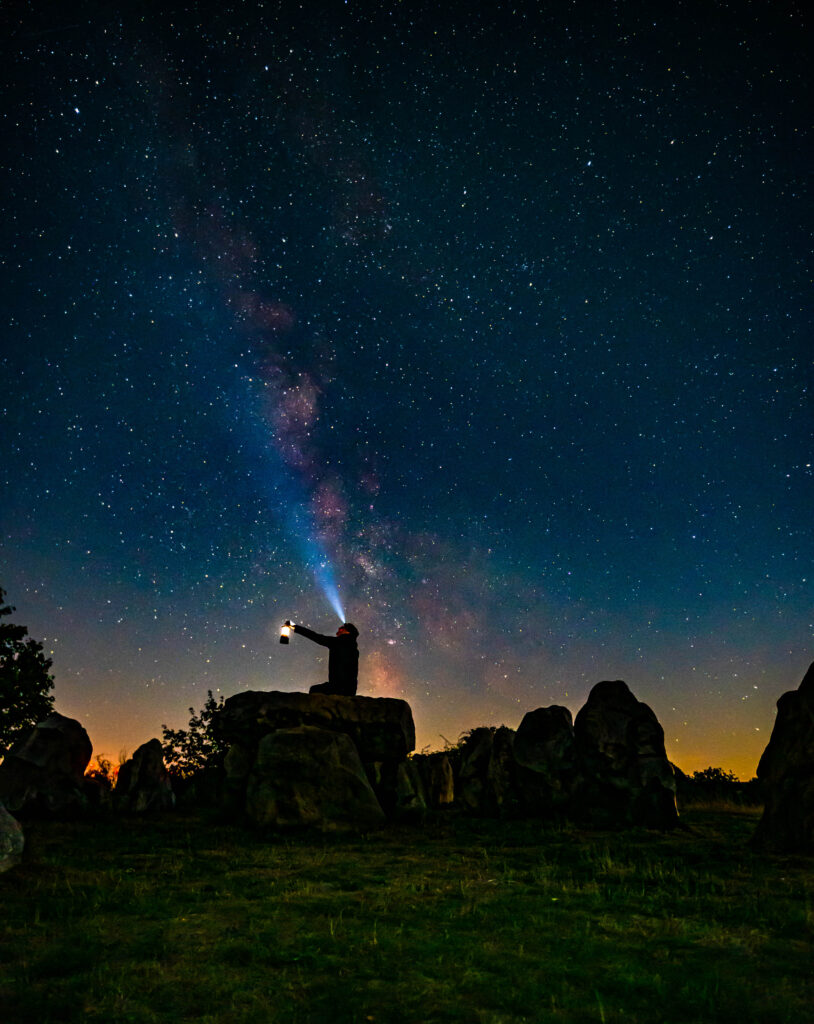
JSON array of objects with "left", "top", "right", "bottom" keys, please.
[{"left": 77, "top": 706, "right": 768, "bottom": 783}]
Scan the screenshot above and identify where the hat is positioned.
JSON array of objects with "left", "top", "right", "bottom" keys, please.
[{"left": 341, "top": 622, "right": 359, "bottom": 638}]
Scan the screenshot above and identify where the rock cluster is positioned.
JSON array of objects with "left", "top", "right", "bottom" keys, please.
[
  {"left": 453, "top": 681, "right": 679, "bottom": 829},
  {"left": 0, "top": 678, "right": 681, "bottom": 836},
  {"left": 752, "top": 662, "right": 814, "bottom": 854},
  {"left": 216, "top": 690, "right": 426, "bottom": 830},
  {"left": 214, "top": 681, "right": 677, "bottom": 831},
  {"left": 6, "top": 666, "right": 814, "bottom": 850}
]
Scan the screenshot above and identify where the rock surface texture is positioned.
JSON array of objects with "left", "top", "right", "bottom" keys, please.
[
  {"left": 218, "top": 691, "right": 416, "bottom": 829},
  {"left": 0, "top": 800, "right": 24, "bottom": 873},
  {"left": 0, "top": 713, "right": 93, "bottom": 817},
  {"left": 114, "top": 738, "right": 175, "bottom": 813},
  {"left": 574, "top": 680, "right": 678, "bottom": 828},
  {"left": 411, "top": 752, "right": 455, "bottom": 809},
  {"left": 457, "top": 726, "right": 520, "bottom": 816},
  {"left": 246, "top": 726, "right": 385, "bottom": 830},
  {"left": 752, "top": 662, "right": 814, "bottom": 854},
  {"left": 513, "top": 705, "right": 582, "bottom": 817},
  {"left": 217, "top": 690, "right": 415, "bottom": 762}
]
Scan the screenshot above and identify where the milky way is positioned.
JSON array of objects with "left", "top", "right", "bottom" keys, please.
[{"left": 2, "top": 2, "right": 810, "bottom": 777}]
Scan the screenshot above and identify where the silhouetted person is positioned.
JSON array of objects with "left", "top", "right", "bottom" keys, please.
[{"left": 290, "top": 622, "right": 359, "bottom": 696}]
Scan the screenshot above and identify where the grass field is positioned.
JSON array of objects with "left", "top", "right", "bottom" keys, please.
[{"left": 1, "top": 807, "right": 811, "bottom": 1023}]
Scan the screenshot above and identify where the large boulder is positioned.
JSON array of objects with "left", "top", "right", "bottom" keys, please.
[
  {"left": 216, "top": 691, "right": 415, "bottom": 763},
  {"left": 0, "top": 713, "right": 93, "bottom": 817},
  {"left": 0, "top": 801, "right": 24, "bottom": 873},
  {"left": 515, "top": 706, "right": 577, "bottom": 774},
  {"left": 514, "top": 705, "right": 584, "bottom": 817},
  {"left": 574, "top": 680, "right": 678, "bottom": 828},
  {"left": 752, "top": 662, "right": 814, "bottom": 853},
  {"left": 245, "top": 725, "right": 385, "bottom": 831},
  {"left": 114, "top": 739, "right": 175, "bottom": 813},
  {"left": 217, "top": 690, "right": 415, "bottom": 822}
]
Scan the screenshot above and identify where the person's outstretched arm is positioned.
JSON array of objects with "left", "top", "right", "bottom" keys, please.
[{"left": 292, "top": 624, "right": 334, "bottom": 648}]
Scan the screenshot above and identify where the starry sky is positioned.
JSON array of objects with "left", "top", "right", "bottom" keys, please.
[{"left": 2, "top": 1, "right": 810, "bottom": 779}]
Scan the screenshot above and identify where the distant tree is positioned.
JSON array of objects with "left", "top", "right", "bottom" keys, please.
[
  {"left": 85, "top": 754, "right": 117, "bottom": 791},
  {"left": 0, "top": 586, "right": 55, "bottom": 760},
  {"left": 675, "top": 764, "right": 762, "bottom": 809},
  {"left": 692, "top": 767, "right": 740, "bottom": 785},
  {"left": 161, "top": 690, "right": 226, "bottom": 781}
]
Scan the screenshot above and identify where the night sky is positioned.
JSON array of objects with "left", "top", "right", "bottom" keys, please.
[{"left": 2, "top": 2, "right": 810, "bottom": 779}]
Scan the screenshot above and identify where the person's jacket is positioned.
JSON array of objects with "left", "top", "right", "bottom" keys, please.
[{"left": 293, "top": 625, "right": 358, "bottom": 692}]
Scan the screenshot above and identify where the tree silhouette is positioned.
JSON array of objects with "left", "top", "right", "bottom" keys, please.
[
  {"left": 0, "top": 586, "right": 55, "bottom": 759},
  {"left": 161, "top": 689, "right": 225, "bottom": 780},
  {"left": 692, "top": 766, "right": 740, "bottom": 785}
]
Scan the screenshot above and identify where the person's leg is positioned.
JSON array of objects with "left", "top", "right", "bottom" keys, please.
[{"left": 309, "top": 681, "right": 356, "bottom": 696}]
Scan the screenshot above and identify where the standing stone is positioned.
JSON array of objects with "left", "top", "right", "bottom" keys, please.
[
  {"left": 457, "top": 727, "right": 495, "bottom": 812},
  {"left": 365, "top": 758, "right": 429, "bottom": 820},
  {"left": 395, "top": 760, "right": 428, "bottom": 818},
  {"left": 0, "top": 801, "right": 24, "bottom": 873},
  {"left": 752, "top": 662, "right": 814, "bottom": 853},
  {"left": 114, "top": 739, "right": 175, "bottom": 813},
  {"left": 0, "top": 713, "right": 93, "bottom": 817},
  {"left": 457, "top": 726, "right": 520, "bottom": 816},
  {"left": 223, "top": 741, "right": 254, "bottom": 807},
  {"left": 246, "top": 725, "right": 386, "bottom": 831},
  {"left": 574, "top": 680, "right": 678, "bottom": 828},
  {"left": 488, "top": 726, "right": 520, "bottom": 813},
  {"left": 514, "top": 705, "right": 583, "bottom": 817},
  {"left": 411, "top": 752, "right": 455, "bottom": 809}
]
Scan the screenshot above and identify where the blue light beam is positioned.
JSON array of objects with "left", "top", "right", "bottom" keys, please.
[{"left": 286, "top": 504, "right": 346, "bottom": 622}]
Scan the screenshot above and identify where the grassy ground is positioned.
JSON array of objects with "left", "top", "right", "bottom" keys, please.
[{"left": 1, "top": 807, "right": 811, "bottom": 1024}]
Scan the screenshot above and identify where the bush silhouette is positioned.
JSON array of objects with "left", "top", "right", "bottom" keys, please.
[{"left": 161, "top": 689, "right": 226, "bottom": 782}]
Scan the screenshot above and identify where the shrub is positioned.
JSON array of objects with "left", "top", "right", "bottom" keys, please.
[
  {"left": 161, "top": 690, "right": 226, "bottom": 783},
  {"left": 676, "top": 765, "right": 761, "bottom": 808},
  {"left": 84, "top": 754, "right": 117, "bottom": 790}
]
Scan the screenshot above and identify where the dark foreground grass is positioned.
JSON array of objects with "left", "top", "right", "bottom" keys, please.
[{"left": 1, "top": 808, "right": 811, "bottom": 1024}]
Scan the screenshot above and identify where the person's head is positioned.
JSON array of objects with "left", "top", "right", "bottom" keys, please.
[{"left": 336, "top": 622, "right": 359, "bottom": 639}]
